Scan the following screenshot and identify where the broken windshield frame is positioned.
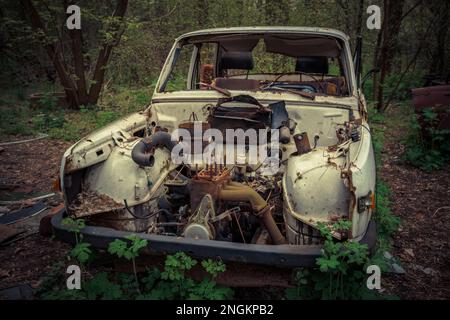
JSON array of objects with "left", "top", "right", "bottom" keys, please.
[{"left": 156, "top": 33, "right": 355, "bottom": 97}]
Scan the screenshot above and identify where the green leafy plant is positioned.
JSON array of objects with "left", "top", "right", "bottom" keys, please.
[
  {"left": 84, "top": 272, "right": 123, "bottom": 300},
  {"left": 108, "top": 235, "right": 148, "bottom": 292},
  {"left": 70, "top": 242, "right": 92, "bottom": 264},
  {"left": 0, "top": 104, "right": 35, "bottom": 137},
  {"left": 62, "top": 218, "right": 92, "bottom": 265},
  {"left": 201, "top": 259, "right": 226, "bottom": 278},
  {"left": 286, "top": 221, "right": 378, "bottom": 300},
  {"left": 375, "top": 181, "right": 401, "bottom": 238},
  {"left": 33, "top": 92, "right": 65, "bottom": 131},
  {"left": 161, "top": 251, "right": 197, "bottom": 281},
  {"left": 285, "top": 268, "right": 311, "bottom": 300},
  {"left": 403, "top": 108, "right": 450, "bottom": 172},
  {"left": 62, "top": 217, "right": 86, "bottom": 244},
  {"left": 142, "top": 252, "right": 233, "bottom": 300}
]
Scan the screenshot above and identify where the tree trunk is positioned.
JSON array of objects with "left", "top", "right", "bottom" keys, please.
[
  {"left": 429, "top": 0, "right": 449, "bottom": 75},
  {"left": 21, "top": 0, "right": 79, "bottom": 109},
  {"left": 355, "top": 0, "right": 365, "bottom": 36},
  {"left": 65, "top": 0, "right": 88, "bottom": 106},
  {"left": 372, "top": 27, "right": 383, "bottom": 101},
  {"left": 87, "top": 0, "right": 129, "bottom": 105},
  {"left": 376, "top": 0, "right": 405, "bottom": 111}
]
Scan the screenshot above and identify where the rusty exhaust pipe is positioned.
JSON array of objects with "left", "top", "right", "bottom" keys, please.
[{"left": 219, "top": 182, "right": 287, "bottom": 245}]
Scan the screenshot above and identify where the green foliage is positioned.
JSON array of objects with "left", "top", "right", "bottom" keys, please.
[
  {"left": 286, "top": 221, "right": 379, "bottom": 300},
  {"left": 383, "top": 73, "right": 424, "bottom": 102},
  {"left": 0, "top": 104, "right": 35, "bottom": 137},
  {"left": 285, "top": 268, "right": 311, "bottom": 300},
  {"left": 62, "top": 218, "right": 93, "bottom": 265},
  {"left": 62, "top": 217, "right": 86, "bottom": 233},
  {"left": 46, "top": 87, "right": 151, "bottom": 141},
  {"left": 403, "top": 108, "right": 450, "bottom": 172},
  {"left": 32, "top": 93, "right": 65, "bottom": 131},
  {"left": 62, "top": 217, "right": 87, "bottom": 247},
  {"left": 108, "top": 235, "right": 148, "bottom": 261},
  {"left": 362, "top": 77, "right": 374, "bottom": 102},
  {"left": 108, "top": 235, "right": 148, "bottom": 292},
  {"left": 143, "top": 252, "right": 232, "bottom": 300},
  {"left": 375, "top": 181, "right": 401, "bottom": 238},
  {"left": 165, "top": 74, "right": 187, "bottom": 92},
  {"left": 0, "top": 86, "right": 149, "bottom": 142},
  {"left": 37, "top": 269, "right": 122, "bottom": 300},
  {"left": 367, "top": 106, "right": 401, "bottom": 274},
  {"left": 364, "top": 72, "right": 425, "bottom": 104},
  {"left": 70, "top": 243, "right": 92, "bottom": 264},
  {"left": 34, "top": 262, "right": 72, "bottom": 299},
  {"left": 360, "top": 105, "right": 403, "bottom": 295},
  {"left": 48, "top": 105, "right": 121, "bottom": 141},
  {"left": 161, "top": 251, "right": 197, "bottom": 281},
  {"left": 36, "top": 249, "right": 233, "bottom": 300},
  {"left": 201, "top": 259, "right": 226, "bottom": 278},
  {"left": 84, "top": 272, "right": 123, "bottom": 300}
]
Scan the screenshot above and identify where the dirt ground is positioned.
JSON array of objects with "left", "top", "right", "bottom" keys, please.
[
  {"left": 0, "top": 137, "right": 71, "bottom": 291},
  {"left": 380, "top": 109, "right": 450, "bottom": 300},
  {"left": 0, "top": 108, "right": 449, "bottom": 299}
]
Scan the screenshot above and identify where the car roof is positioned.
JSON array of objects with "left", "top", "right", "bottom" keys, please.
[{"left": 176, "top": 26, "right": 350, "bottom": 42}]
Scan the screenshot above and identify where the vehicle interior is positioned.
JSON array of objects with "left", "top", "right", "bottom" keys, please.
[{"left": 162, "top": 33, "right": 351, "bottom": 97}]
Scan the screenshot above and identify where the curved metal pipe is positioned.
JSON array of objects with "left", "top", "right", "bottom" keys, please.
[
  {"left": 219, "top": 188, "right": 267, "bottom": 212},
  {"left": 131, "top": 141, "right": 155, "bottom": 167},
  {"left": 259, "top": 208, "right": 287, "bottom": 245},
  {"left": 131, "top": 132, "right": 176, "bottom": 167},
  {"left": 219, "top": 182, "right": 287, "bottom": 245}
]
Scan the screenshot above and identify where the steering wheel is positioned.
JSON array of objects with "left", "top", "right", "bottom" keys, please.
[
  {"left": 261, "top": 72, "right": 327, "bottom": 93},
  {"left": 261, "top": 82, "right": 318, "bottom": 94}
]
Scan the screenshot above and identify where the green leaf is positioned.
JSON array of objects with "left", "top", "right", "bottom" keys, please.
[
  {"left": 70, "top": 242, "right": 92, "bottom": 264},
  {"left": 108, "top": 239, "right": 127, "bottom": 258}
]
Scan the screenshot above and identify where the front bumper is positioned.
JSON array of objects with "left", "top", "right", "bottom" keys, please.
[{"left": 51, "top": 209, "right": 377, "bottom": 268}]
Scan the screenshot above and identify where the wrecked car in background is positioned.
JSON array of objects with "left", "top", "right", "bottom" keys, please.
[{"left": 52, "top": 27, "right": 377, "bottom": 267}]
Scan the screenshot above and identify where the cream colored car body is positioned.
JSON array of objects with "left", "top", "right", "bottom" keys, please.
[{"left": 60, "top": 27, "right": 376, "bottom": 243}]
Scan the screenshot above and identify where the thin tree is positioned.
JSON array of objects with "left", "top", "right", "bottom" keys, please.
[{"left": 20, "top": 0, "right": 129, "bottom": 109}]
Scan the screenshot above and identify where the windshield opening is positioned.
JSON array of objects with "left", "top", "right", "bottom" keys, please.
[{"left": 161, "top": 34, "right": 351, "bottom": 97}]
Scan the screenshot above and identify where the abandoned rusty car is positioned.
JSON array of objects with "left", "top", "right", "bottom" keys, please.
[{"left": 52, "top": 27, "right": 377, "bottom": 267}]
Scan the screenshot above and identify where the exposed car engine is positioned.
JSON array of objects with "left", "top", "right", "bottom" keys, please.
[{"left": 64, "top": 94, "right": 365, "bottom": 246}]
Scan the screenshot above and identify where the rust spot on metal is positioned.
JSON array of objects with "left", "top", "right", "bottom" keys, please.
[{"left": 293, "top": 132, "right": 312, "bottom": 155}]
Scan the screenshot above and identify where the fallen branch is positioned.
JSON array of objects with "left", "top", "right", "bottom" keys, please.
[
  {"left": 0, "top": 134, "right": 49, "bottom": 147},
  {"left": 0, "top": 193, "right": 56, "bottom": 205},
  {"left": 432, "top": 206, "right": 450, "bottom": 217}
]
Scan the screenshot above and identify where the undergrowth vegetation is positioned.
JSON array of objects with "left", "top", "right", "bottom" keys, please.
[
  {"left": 403, "top": 108, "right": 450, "bottom": 172},
  {"left": 285, "top": 221, "right": 379, "bottom": 300},
  {"left": 36, "top": 217, "right": 233, "bottom": 300},
  {"left": 363, "top": 72, "right": 425, "bottom": 103},
  {"left": 0, "top": 86, "right": 152, "bottom": 141}
]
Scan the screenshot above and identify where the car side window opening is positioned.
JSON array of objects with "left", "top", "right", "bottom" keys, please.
[{"left": 163, "top": 44, "right": 194, "bottom": 92}]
